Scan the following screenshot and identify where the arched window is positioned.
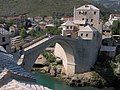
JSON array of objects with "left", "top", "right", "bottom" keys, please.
[
  {"left": 86, "top": 34, "right": 88, "bottom": 37},
  {"left": 81, "top": 33, "right": 83, "bottom": 36},
  {"left": 84, "top": 12, "right": 87, "bottom": 15},
  {"left": 82, "top": 18, "right": 84, "bottom": 20},
  {"left": 70, "top": 26, "right": 73, "bottom": 29},
  {"left": 86, "top": 19, "right": 88, "bottom": 22},
  {"left": 79, "top": 11, "right": 81, "bottom": 14},
  {"left": 91, "top": 24, "right": 93, "bottom": 26},
  {"left": 67, "top": 26, "right": 69, "bottom": 29},
  {"left": 94, "top": 12, "right": 96, "bottom": 15},
  {"left": 91, "top": 19, "right": 93, "bottom": 22}
]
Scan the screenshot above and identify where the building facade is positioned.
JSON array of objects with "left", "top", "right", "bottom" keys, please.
[
  {"left": 0, "top": 27, "right": 11, "bottom": 53},
  {"left": 74, "top": 5, "right": 102, "bottom": 32},
  {"left": 60, "top": 5, "right": 102, "bottom": 38}
]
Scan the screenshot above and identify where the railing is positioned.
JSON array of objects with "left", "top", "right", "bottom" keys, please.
[{"left": 22, "top": 35, "right": 48, "bottom": 49}]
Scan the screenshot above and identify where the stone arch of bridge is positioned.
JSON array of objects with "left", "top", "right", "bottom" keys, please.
[{"left": 22, "top": 37, "right": 76, "bottom": 75}]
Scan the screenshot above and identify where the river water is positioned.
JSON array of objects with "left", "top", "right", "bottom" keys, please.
[{"left": 33, "top": 72, "right": 114, "bottom": 90}]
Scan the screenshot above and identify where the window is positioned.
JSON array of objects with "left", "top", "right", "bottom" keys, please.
[
  {"left": 80, "top": 24, "right": 84, "bottom": 26},
  {"left": 3, "top": 45, "right": 6, "bottom": 50},
  {"left": 82, "top": 18, "right": 84, "bottom": 20},
  {"left": 85, "top": 5, "right": 89, "bottom": 7},
  {"left": 86, "top": 19, "right": 88, "bottom": 22},
  {"left": 2, "top": 37, "right": 5, "bottom": 42},
  {"left": 106, "top": 31, "right": 110, "bottom": 33},
  {"left": 81, "top": 33, "right": 83, "bottom": 36},
  {"left": 94, "top": 12, "right": 96, "bottom": 15},
  {"left": 67, "top": 34, "right": 71, "bottom": 38},
  {"left": 86, "top": 34, "right": 88, "bottom": 37},
  {"left": 79, "top": 11, "right": 81, "bottom": 14},
  {"left": 91, "top": 19, "right": 93, "bottom": 22},
  {"left": 84, "top": 12, "right": 87, "bottom": 15},
  {"left": 66, "top": 26, "right": 69, "bottom": 29},
  {"left": 70, "top": 26, "right": 73, "bottom": 29},
  {"left": 103, "top": 30, "right": 105, "bottom": 32},
  {"left": 91, "top": 24, "right": 93, "bottom": 26}
]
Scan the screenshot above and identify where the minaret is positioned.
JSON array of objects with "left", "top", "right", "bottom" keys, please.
[{"left": 74, "top": 6, "right": 76, "bottom": 21}]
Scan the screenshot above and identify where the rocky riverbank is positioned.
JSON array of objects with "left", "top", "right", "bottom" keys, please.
[
  {"left": 32, "top": 60, "right": 108, "bottom": 88},
  {"left": 32, "top": 52, "right": 120, "bottom": 88}
]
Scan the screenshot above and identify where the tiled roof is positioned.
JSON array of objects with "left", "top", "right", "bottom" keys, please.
[
  {"left": 61, "top": 20, "right": 74, "bottom": 26},
  {"left": 0, "top": 46, "right": 7, "bottom": 52},
  {"left": 79, "top": 25, "right": 97, "bottom": 32},
  {"left": 76, "top": 5, "right": 99, "bottom": 11},
  {"left": 110, "top": 14, "right": 120, "bottom": 18}
]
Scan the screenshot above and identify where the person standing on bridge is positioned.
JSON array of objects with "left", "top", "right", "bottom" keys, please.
[{"left": 48, "top": 34, "right": 51, "bottom": 39}]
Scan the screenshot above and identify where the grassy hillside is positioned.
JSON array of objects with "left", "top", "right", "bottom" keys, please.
[
  {"left": 0, "top": 0, "right": 115, "bottom": 18},
  {"left": 0, "top": 0, "right": 91, "bottom": 17},
  {"left": 93, "top": 0, "right": 120, "bottom": 12}
]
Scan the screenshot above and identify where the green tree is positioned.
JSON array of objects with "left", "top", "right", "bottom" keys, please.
[
  {"left": 112, "top": 20, "right": 120, "bottom": 35},
  {"left": 42, "top": 51, "right": 56, "bottom": 63},
  {"left": 29, "top": 29, "right": 35, "bottom": 37},
  {"left": 45, "top": 27, "right": 61, "bottom": 35},
  {"left": 5, "top": 19, "right": 16, "bottom": 26},
  {"left": 20, "top": 28, "right": 26, "bottom": 39},
  {"left": 0, "top": 18, "right": 5, "bottom": 24},
  {"left": 18, "top": 23, "right": 24, "bottom": 29}
]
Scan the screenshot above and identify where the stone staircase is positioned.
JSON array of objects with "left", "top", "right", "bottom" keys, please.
[{"left": 0, "top": 51, "right": 35, "bottom": 81}]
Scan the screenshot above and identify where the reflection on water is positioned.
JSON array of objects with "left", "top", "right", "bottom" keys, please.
[{"left": 34, "top": 72, "right": 114, "bottom": 90}]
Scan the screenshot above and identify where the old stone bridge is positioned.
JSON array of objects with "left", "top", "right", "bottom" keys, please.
[{"left": 21, "top": 36, "right": 101, "bottom": 75}]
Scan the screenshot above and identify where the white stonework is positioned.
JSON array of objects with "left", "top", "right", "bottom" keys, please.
[
  {"left": 74, "top": 5, "right": 102, "bottom": 32},
  {"left": 108, "top": 14, "right": 120, "bottom": 25},
  {"left": 60, "top": 4, "right": 102, "bottom": 38},
  {"left": 78, "top": 25, "right": 97, "bottom": 40}
]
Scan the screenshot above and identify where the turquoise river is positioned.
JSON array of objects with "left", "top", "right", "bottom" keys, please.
[{"left": 33, "top": 72, "right": 114, "bottom": 90}]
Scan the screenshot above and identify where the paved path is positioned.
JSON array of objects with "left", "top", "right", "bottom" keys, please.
[{"left": 24, "top": 37, "right": 50, "bottom": 51}]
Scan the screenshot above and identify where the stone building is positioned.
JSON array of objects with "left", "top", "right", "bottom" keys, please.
[
  {"left": 102, "top": 23, "right": 112, "bottom": 39},
  {"left": 74, "top": 5, "right": 102, "bottom": 32},
  {"left": 9, "top": 25, "right": 19, "bottom": 37},
  {"left": 78, "top": 25, "right": 99, "bottom": 40},
  {"left": 0, "top": 27, "right": 11, "bottom": 53},
  {"left": 60, "top": 4, "right": 102, "bottom": 38},
  {"left": 61, "top": 20, "right": 77, "bottom": 38},
  {"left": 108, "top": 14, "right": 120, "bottom": 25},
  {"left": 102, "top": 14, "right": 120, "bottom": 39}
]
